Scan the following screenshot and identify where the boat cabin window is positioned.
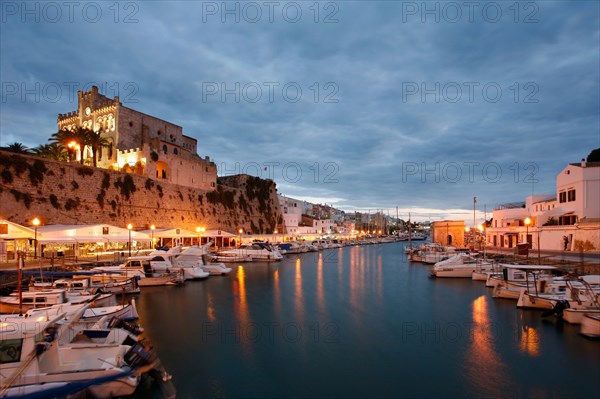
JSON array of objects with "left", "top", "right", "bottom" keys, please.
[
  {"left": 0, "top": 338, "right": 23, "bottom": 364},
  {"left": 128, "top": 261, "right": 142, "bottom": 268},
  {"left": 152, "top": 256, "right": 166, "bottom": 262}
]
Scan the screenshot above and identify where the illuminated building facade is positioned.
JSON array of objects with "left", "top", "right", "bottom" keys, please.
[{"left": 57, "top": 86, "right": 217, "bottom": 190}]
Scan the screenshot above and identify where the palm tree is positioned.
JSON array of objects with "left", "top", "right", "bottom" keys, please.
[
  {"left": 50, "top": 129, "right": 78, "bottom": 162},
  {"left": 87, "top": 129, "right": 113, "bottom": 167},
  {"left": 2, "top": 142, "right": 31, "bottom": 154},
  {"left": 33, "top": 143, "right": 68, "bottom": 161},
  {"left": 50, "top": 127, "right": 91, "bottom": 164}
]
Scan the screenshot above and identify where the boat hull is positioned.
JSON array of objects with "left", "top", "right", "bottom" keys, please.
[
  {"left": 580, "top": 315, "right": 600, "bottom": 338},
  {"left": 563, "top": 308, "right": 600, "bottom": 324}
]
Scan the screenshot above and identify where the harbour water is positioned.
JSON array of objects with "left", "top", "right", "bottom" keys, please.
[{"left": 137, "top": 243, "right": 600, "bottom": 398}]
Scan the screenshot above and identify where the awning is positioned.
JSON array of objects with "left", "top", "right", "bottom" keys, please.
[
  {"left": 37, "top": 224, "right": 151, "bottom": 243},
  {"left": 0, "top": 219, "right": 35, "bottom": 239},
  {"left": 139, "top": 228, "right": 198, "bottom": 238},
  {"left": 203, "top": 229, "right": 236, "bottom": 237}
]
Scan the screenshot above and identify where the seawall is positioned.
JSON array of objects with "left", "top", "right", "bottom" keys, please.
[{"left": 0, "top": 151, "right": 281, "bottom": 233}]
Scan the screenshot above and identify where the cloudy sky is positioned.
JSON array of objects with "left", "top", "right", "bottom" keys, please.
[{"left": 1, "top": 1, "right": 598, "bottom": 222}]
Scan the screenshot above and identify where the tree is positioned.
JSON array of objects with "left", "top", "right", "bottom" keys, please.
[
  {"left": 32, "top": 143, "right": 69, "bottom": 161},
  {"left": 50, "top": 129, "right": 79, "bottom": 162},
  {"left": 86, "top": 129, "right": 112, "bottom": 167},
  {"left": 1, "top": 142, "right": 31, "bottom": 154},
  {"left": 587, "top": 148, "right": 600, "bottom": 162},
  {"left": 50, "top": 127, "right": 92, "bottom": 164}
]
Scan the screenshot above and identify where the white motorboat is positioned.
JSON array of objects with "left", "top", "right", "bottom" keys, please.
[
  {"left": 0, "top": 289, "right": 114, "bottom": 314},
  {"left": 431, "top": 253, "right": 495, "bottom": 278},
  {"left": 218, "top": 241, "right": 283, "bottom": 261},
  {"left": 149, "top": 249, "right": 210, "bottom": 280},
  {"left": 517, "top": 275, "right": 600, "bottom": 310},
  {"left": 94, "top": 256, "right": 187, "bottom": 285},
  {"left": 210, "top": 253, "right": 254, "bottom": 263},
  {"left": 277, "top": 241, "right": 309, "bottom": 254},
  {"left": 563, "top": 307, "right": 600, "bottom": 324},
  {"left": 24, "top": 298, "right": 139, "bottom": 323},
  {"left": 409, "top": 243, "right": 457, "bottom": 263},
  {"left": 0, "top": 311, "right": 140, "bottom": 397},
  {"left": 172, "top": 245, "right": 232, "bottom": 275},
  {"left": 30, "top": 275, "right": 140, "bottom": 295},
  {"left": 580, "top": 314, "right": 600, "bottom": 338}
]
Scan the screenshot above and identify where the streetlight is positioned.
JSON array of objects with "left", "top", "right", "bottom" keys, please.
[
  {"left": 238, "top": 228, "right": 243, "bottom": 247},
  {"left": 150, "top": 224, "right": 155, "bottom": 248},
  {"left": 274, "top": 229, "right": 278, "bottom": 243},
  {"left": 127, "top": 223, "right": 133, "bottom": 256},
  {"left": 32, "top": 218, "right": 40, "bottom": 259},
  {"left": 477, "top": 224, "right": 484, "bottom": 252}
]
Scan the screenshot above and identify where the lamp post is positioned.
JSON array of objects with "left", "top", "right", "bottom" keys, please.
[
  {"left": 524, "top": 217, "right": 531, "bottom": 259},
  {"left": 150, "top": 224, "right": 155, "bottom": 249},
  {"left": 127, "top": 223, "right": 132, "bottom": 257},
  {"left": 32, "top": 218, "right": 40, "bottom": 259},
  {"left": 238, "top": 228, "right": 243, "bottom": 247}
]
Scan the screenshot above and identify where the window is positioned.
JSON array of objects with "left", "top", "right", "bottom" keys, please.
[
  {"left": 559, "top": 191, "right": 566, "bottom": 203},
  {"left": 0, "top": 339, "right": 23, "bottom": 364},
  {"left": 568, "top": 189, "right": 576, "bottom": 202},
  {"left": 162, "top": 145, "right": 168, "bottom": 154},
  {"left": 559, "top": 215, "right": 577, "bottom": 225},
  {"left": 173, "top": 148, "right": 178, "bottom": 155}
]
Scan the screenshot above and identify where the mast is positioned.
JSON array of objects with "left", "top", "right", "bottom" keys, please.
[{"left": 408, "top": 212, "right": 412, "bottom": 248}]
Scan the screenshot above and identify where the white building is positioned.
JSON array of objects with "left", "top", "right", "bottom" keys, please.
[
  {"left": 487, "top": 160, "right": 600, "bottom": 251},
  {"left": 278, "top": 195, "right": 303, "bottom": 235}
]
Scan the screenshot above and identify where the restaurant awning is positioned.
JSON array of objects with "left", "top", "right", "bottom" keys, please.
[
  {"left": 203, "top": 229, "right": 236, "bottom": 237},
  {"left": 37, "top": 224, "right": 151, "bottom": 243},
  {"left": 138, "top": 228, "right": 198, "bottom": 238},
  {"left": 0, "top": 219, "right": 35, "bottom": 239}
]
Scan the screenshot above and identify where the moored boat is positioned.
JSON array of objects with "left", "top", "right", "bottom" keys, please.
[
  {"left": 0, "top": 289, "right": 114, "bottom": 314},
  {"left": 580, "top": 314, "right": 600, "bottom": 338}
]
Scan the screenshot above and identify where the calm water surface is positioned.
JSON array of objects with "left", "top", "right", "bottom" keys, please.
[{"left": 136, "top": 243, "right": 600, "bottom": 399}]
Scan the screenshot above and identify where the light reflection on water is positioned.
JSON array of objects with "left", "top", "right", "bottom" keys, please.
[
  {"left": 294, "top": 257, "right": 304, "bottom": 322},
  {"left": 466, "top": 295, "right": 510, "bottom": 397},
  {"left": 137, "top": 243, "right": 600, "bottom": 399}
]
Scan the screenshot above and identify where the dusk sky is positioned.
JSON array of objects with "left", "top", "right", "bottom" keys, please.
[{"left": 1, "top": 1, "right": 598, "bottom": 222}]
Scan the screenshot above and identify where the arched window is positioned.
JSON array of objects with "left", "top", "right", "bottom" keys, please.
[
  {"left": 173, "top": 148, "right": 178, "bottom": 155},
  {"left": 162, "top": 145, "right": 168, "bottom": 154}
]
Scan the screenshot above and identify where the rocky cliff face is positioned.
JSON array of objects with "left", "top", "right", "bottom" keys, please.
[{"left": 0, "top": 151, "right": 281, "bottom": 233}]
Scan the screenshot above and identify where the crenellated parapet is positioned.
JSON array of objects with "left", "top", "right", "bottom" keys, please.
[{"left": 58, "top": 110, "right": 79, "bottom": 122}]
